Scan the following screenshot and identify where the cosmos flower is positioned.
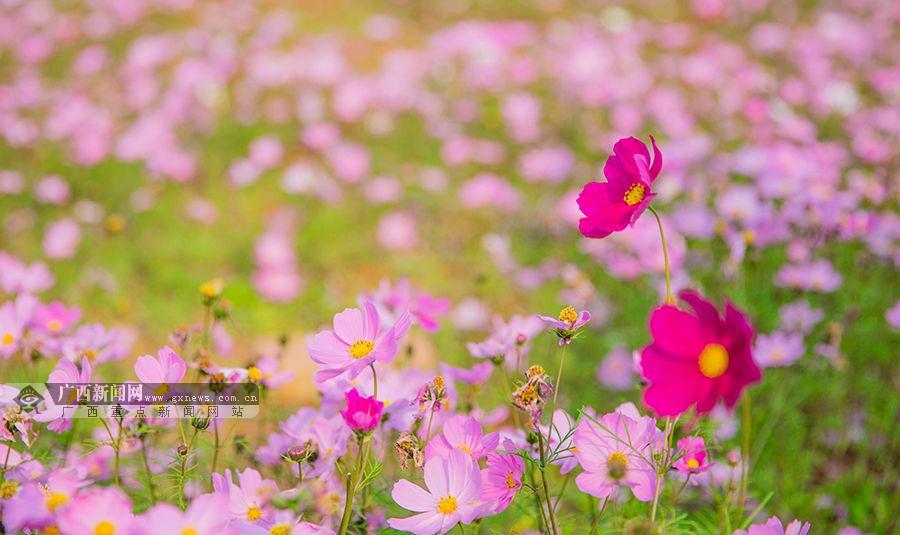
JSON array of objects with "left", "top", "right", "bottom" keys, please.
[
  {"left": 57, "top": 487, "right": 135, "bottom": 535},
  {"left": 30, "top": 301, "right": 81, "bottom": 336},
  {"left": 538, "top": 305, "right": 591, "bottom": 345},
  {"left": 0, "top": 301, "right": 25, "bottom": 359},
  {"left": 340, "top": 388, "right": 384, "bottom": 434},
  {"left": 135, "top": 493, "right": 229, "bottom": 534},
  {"left": 307, "top": 301, "right": 411, "bottom": 383},
  {"left": 672, "top": 436, "right": 712, "bottom": 474},
  {"left": 577, "top": 135, "right": 663, "bottom": 239},
  {"left": 134, "top": 346, "right": 186, "bottom": 384},
  {"left": 640, "top": 291, "right": 761, "bottom": 416},
  {"left": 425, "top": 414, "right": 499, "bottom": 461},
  {"left": 480, "top": 442, "right": 524, "bottom": 515},
  {"left": 754, "top": 331, "right": 805, "bottom": 368},
  {"left": 41, "top": 356, "right": 92, "bottom": 433},
  {"left": 388, "top": 450, "right": 484, "bottom": 534},
  {"left": 541, "top": 410, "right": 579, "bottom": 475},
  {"left": 573, "top": 402, "right": 663, "bottom": 502},
  {"left": 224, "top": 468, "right": 279, "bottom": 524},
  {"left": 733, "top": 516, "right": 811, "bottom": 535}
]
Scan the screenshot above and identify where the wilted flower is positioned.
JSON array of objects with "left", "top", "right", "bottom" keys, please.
[
  {"left": 512, "top": 365, "right": 554, "bottom": 429},
  {"left": 394, "top": 431, "right": 425, "bottom": 470}
]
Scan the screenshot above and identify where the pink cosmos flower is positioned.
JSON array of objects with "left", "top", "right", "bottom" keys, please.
[
  {"left": 308, "top": 301, "right": 411, "bottom": 383},
  {"left": 1, "top": 467, "right": 89, "bottom": 532},
  {"left": 31, "top": 301, "right": 81, "bottom": 335},
  {"left": 595, "top": 347, "right": 637, "bottom": 391},
  {"left": 577, "top": 135, "right": 662, "bottom": 239},
  {"left": 673, "top": 436, "right": 712, "bottom": 474},
  {"left": 542, "top": 410, "right": 578, "bottom": 475},
  {"left": 733, "top": 516, "right": 811, "bottom": 535},
  {"left": 538, "top": 305, "right": 591, "bottom": 345},
  {"left": 574, "top": 402, "right": 663, "bottom": 502},
  {"left": 754, "top": 332, "right": 805, "bottom": 368},
  {"left": 640, "top": 291, "right": 761, "bottom": 416},
  {"left": 134, "top": 346, "right": 186, "bottom": 384},
  {"left": 341, "top": 388, "right": 384, "bottom": 433},
  {"left": 0, "top": 253, "right": 54, "bottom": 294},
  {"left": 225, "top": 468, "right": 279, "bottom": 524},
  {"left": 57, "top": 487, "right": 135, "bottom": 535},
  {"left": 480, "top": 443, "right": 524, "bottom": 514},
  {"left": 364, "top": 278, "right": 450, "bottom": 333},
  {"left": 42, "top": 356, "right": 92, "bottom": 433},
  {"left": 135, "top": 493, "right": 229, "bottom": 535},
  {"left": 885, "top": 301, "right": 900, "bottom": 331},
  {"left": 388, "top": 450, "right": 484, "bottom": 535},
  {"left": 0, "top": 302, "right": 25, "bottom": 358},
  {"left": 425, "top": 414, "right": 499, "bottom": 461}
]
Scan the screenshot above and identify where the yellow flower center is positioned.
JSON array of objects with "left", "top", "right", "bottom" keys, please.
[
  {"left": 432, "top": 375, "right": 445, "bottom": 390},
  {"left": 247, "top": 366, "right": 263, "bottom": 381},
  {"left": 698, "top": 343, "right": 729, "bottom": 379},
  {"left": 607, "top": 451, "right": 629, "bottom": 479},
  {"left": 0, "top": 480, "right": 19, "bottom": 499},
  {"left": 686, "top": 458, "right": 700, "bottom": 469},
  {"left": 94, "top": 521, "right": 115, "bottom": 535},
  {"left": 517, "top": 385, "right": 538, "bottom": 405},
  {"left": 46, "top": 492, "right": 69, "bottom": 512},
  {"left": 505, "top": 473, "right": 518, "bottom": 489},
  {"left": 527, "top": 365, "right": 544, "bottom": 378},
  {"left": 246, "top": 506, "right": 262, "bottom": 521},
  {"left": 270, "top": 525, "right": 291, "bottom": 535},
  {"left": 348, "top": 340, "right": 375, "bottom": 359},
  {"left": 437, "top": 494, "right": 458, "bottom": 515},
  {"left": 46, "top": 526, "right": 61, "bottom": 535},
  {"left": 457, "top": 444, "right": 471, "bottom": 454},
  {"left": 623, "top": 183, "right": 646, "bottom": 206},
  {"left": 181, "top": 529, "right": 198, "bottom": 535},
  {"left": 47, "top": 320, "right": 63, "bottom": 332},
  {"left": 557, "top": 305, "right": 578, "bottom": 324},
  {"left": 199, "top": 278, "right": 224, "bottom": 298},
  {"left": 1, "top": 333, "right": 13, "bottom": 345}
]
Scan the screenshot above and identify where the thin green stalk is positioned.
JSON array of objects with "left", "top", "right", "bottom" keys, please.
[
  {"left": 369, "top": 363, "right": 378, "bottom": 400},
  {"left": 210, "top": 419, "right": 220, "bottom": 487},
  {"left": 338, "top": 436, "right": 370, "bottom": 535},
  {"left": 140, "top": 438, "right": 157, "bottom": 504},
  {"left": 738, "top": 391, "right": 752, "bottom": 510},
  {"left": 538, "top": 435, "right": 559, "bottom": 535},
  {"left": 648, "top": 205, "right": 674, "bottom": 304},
  {"left": 552, "top": 345, "right": 567, "bottom": 407}
]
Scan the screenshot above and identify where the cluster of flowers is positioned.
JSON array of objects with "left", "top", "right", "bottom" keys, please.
[{"left": 3, "top": 135, "right": 869, "bottom": 535}]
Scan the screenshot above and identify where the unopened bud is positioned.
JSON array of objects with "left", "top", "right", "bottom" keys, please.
[{"left": 177, "top": 445, "right": 188, "bottom": 457}]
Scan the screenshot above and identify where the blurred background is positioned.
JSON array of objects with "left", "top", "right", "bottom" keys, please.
[{"left": 0, "top": 0, "right": 897, "bottom": 531}]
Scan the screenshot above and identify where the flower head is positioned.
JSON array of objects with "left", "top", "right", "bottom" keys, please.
[
  {"left": 388, "top": 450, "right": 484, "bottom": 535},
  {"left": 480, "top": 442, "right": 524, "bottom": 514},
  {"left": 308, "top": 301, "right": 411, "bottom": 383},
  {"left": 733, "top": 516, "right": 811, "bottom": 535},
  {"left": 538, "top": 306, "right": 591, "bottom": 345},
  {"left": 134, "top": 346, "right": 186, "bottom": 384},
  {"left": 577, "top": 135, "right": 662, "bottom": 239},
  {"left": 640, "top": 291, "right": 761, "bottom": 416},
  {"left": 673, "top": 436, "right": 712, "bottom": 474},
  {"left": 340, "top": 388, "right": 384, "bottom": 434},
  {"left": 425, "top": 414, "right": 499, "bottom": 461},
  {"left": 573, "top": 403, "right": 663, "bottom": 502},
  {"left": 57, "top": 487, "right": 134, "bottom": 535}
]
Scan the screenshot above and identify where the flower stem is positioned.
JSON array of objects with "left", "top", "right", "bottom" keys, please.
[
  {"left": 738, "top": 391, "right": 751, "bottom": 511},
  {"left": 210, "top": 419, "right": 220, "bottom": 486},
  {"left": 369, "top": 362, "right": 378, "bottom": 400},
  {"left": 647, "top": 205, "right": 674, "bottom": 304},
  {"left": 538, "top": 434, "right": 559, "bottom": 535},
  {"left": 552, "top": 345, "right": 567, "bottom": 407},
  {"left": 338, "top": 435, "right": 370, "bottom": 535},
  {"left": 140, "top": 438, "right": 157, "bottom": 504}
]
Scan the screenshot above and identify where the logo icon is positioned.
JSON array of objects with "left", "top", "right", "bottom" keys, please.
[{"left": 13, "top": 385, "right": 44, "bottom": 414}]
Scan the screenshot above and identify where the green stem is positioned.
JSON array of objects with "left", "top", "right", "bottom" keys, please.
[
  {"left": 529, "top": 468, "right": 548, "bottom": 532},
  {"left": 648, "top": 205, "right": 674, "bottom": 304},
  {"left": 179, "top": 428, "right": 200, "bottom": 509},
  {"left": 538, "top": 435, "right": 558, "bottom": 535},
  {"left": 140, "top": 439, "right": 157, "bottom": 504},
  {"left": 552, "top": 345, "right": 567, "bottom": 407},
  {"left": 738, "top": 391, "right": 752, "bottom": 511},
  {"left": 338, "top": 436, "right": 370, "bottom": 535},
  {"left": 369, "top": 363, "right": 378, "bottom": 400},
  {"left": 210, "top": 419, "right": 220, "bottom": 486}
]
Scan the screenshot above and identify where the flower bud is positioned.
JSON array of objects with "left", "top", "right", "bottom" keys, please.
[{"left": 177, "top": 445, "right": 188, "bottom": 457}]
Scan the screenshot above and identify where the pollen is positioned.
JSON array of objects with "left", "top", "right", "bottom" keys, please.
[
  {"left": 517, "top": 385, "right": 538, "bottom": 405},
  {"left": 270, "top": 525, "right": 292, "bottom": 535},
  {"left": 348, "top": 339, "right": 375, "bottom": 359},
  {"left": 457, "top": 444, "right": 472, "bottom": 454},
  {"left": 46, "top": 526, "right": 61, "bottom": 535},
  {"left": 48, "top": 320, "right": 63, "bottom": 332},
  {"left": 432, "top": 375, "right": 445, "bottom": 390},
  {"left": 557, "top": 305, "right": 578, "bottom": 324},
  {"left": 505, "top": 473, "right": 518, "bottom": 489},
  {"left": 0, "top": 479, "right": 19, "bottom": 499},
  {"left": 246, "top": 506, "right": 262, "bottom": 521},
  {"left": 606, "top": 451, "right": 629, "bottom": 479},
  {"left": 623, "top": 183, "right": 646, "bottom": 206},
  {"left": 698, "top": 343, "right": 730, "bottom": 379},
  {"left": 1, "top": 333, "right": 13, "bottom": 345},
  {"left": 94, "top": 521, "right": 115, "bottom": 535},
  {"left": 437, "top": 494, "right": 458, "bottom": 515},
  {"left": 686, "top": 458, "right": 700, "bottom": 469},
  {"left": 247, "top": 366, "right": 263, "bottom": 381},
  {"left": 527, "top": 365, "right": 545, "bottom": 378},
  {"left": 181, "top": 529, "right": 199, "bottom": 535},
  {"left": 46, "top": 491, "right": 69, "bottom": 512}
]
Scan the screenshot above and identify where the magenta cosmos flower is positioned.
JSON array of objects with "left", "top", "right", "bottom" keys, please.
[
  {"left": 388, "top": 450, "right": 484, "bottom": 535},
  {"left": 640, "top": 291, "right": 761, "bottom": 417},
  {"left": 574, "top": 402, "right": 663, "bottom": 502},
  {"left": 673, "top": 436, "right": 712, "bottom": 474},
  {"left": 308, "top": 301, "right": 411, "bottom": 383},
  {"left": 340, "top": 388, "right": 384, "bottom": 434},
  {"left": 577, "top": 135, "right": 662, "bottom": 239},
  {"left": 480, "top": 443, "right": 524, "bottom": 515}
]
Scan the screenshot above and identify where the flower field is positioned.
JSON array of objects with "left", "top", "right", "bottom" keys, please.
[{"left": 0, "top": 0, "right": 897, "bottom": 534}]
